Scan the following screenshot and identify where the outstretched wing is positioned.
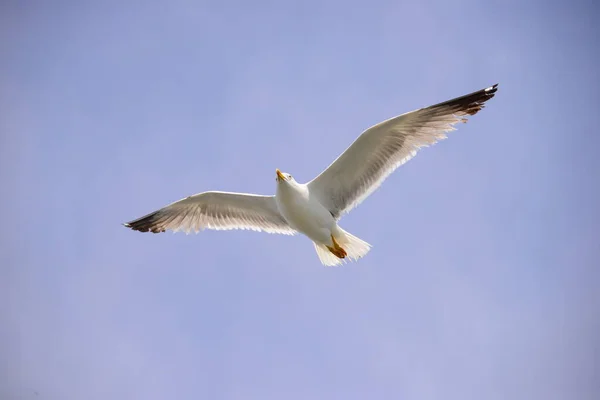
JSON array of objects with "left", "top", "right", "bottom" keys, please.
[
  {"left": 308, "top": 84, "right": 498, "bottom": 219},
  {"left": 124, "top": 191, "right": 295, "bottom": 235}
]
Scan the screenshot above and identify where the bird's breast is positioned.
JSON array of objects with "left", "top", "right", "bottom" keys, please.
[{"left": 276, "top": 185, "right": 333, "bottom": 238}]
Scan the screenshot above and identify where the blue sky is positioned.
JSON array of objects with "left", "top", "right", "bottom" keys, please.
[{"left": 2, "top": 1, "right": 598, "bottom": 399}]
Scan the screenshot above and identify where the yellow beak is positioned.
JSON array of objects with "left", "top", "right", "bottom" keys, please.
[{"left": 276, "top": 169, "right": 286, "bottom": 181}]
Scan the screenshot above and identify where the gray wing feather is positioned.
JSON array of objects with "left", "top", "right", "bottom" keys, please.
[
  {"left": 124, "top": 191, "right": 295, "bottom": 235},
  {"left": 308, "top": 84, "right": 498, "bottom": 219}
]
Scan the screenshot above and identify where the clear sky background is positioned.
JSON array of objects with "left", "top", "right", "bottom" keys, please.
[{"left": 2, "top": 1, "right": 598, "bottom": 399}]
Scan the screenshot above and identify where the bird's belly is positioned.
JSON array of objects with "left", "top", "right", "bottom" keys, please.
[{"left": 278, "top": 197, "right": 333, "bottom": 243}]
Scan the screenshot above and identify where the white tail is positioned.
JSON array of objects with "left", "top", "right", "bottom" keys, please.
[{"left": 313, "top": 228, "right": 372, "bottom": 266}]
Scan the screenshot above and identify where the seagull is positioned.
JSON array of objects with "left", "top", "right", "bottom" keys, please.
[{"left": 124, "top": 84, "right": 498, "bottom": 266}]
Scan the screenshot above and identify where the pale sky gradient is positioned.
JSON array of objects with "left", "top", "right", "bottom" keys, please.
[{"left": 2, "top": 1, "right": 599, "bottom": 399}]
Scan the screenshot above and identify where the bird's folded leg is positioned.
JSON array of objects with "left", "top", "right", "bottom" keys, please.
[{"left": 326, "top": 235, "right": 347, "bottom": 259}]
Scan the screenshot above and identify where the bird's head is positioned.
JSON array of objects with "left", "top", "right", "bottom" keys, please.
[{"left": 275, "top": 169, "right": 294, "bottom": 184}]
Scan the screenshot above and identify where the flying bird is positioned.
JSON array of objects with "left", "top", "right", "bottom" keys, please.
[{"left": 124, "top": 84, "right": 498, "bottom": 266}]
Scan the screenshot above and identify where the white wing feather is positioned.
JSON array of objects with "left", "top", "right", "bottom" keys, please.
[
  {"left": 308, "top": 84, "right": 498, "bottom": 219},
  {"left": 124, "top": 191, "right": 296, "bottom": 235}
]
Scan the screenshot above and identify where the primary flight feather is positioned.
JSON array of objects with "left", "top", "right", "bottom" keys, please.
[{"left": 124, "top": 84, "right": 498, "bottom": 266}]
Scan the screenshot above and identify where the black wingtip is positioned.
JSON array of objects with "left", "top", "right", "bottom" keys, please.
[
  {"left": 428, "top": 83, "right": 499, "bottom": 117},
  {"left": 486, "top": 83, "right": 499, "bottom": 95},
  {"left": 123, "top": 211, "right": 166, "bottom": 233}
]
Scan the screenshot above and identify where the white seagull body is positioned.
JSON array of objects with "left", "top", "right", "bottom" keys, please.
[{"left": 125, "top": 84, "right": 498, "bottom": 266}]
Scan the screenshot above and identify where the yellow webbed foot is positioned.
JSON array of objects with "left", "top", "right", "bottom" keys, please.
[{"left": 327, "top": 235, "right": 347, "bottom": 259}]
